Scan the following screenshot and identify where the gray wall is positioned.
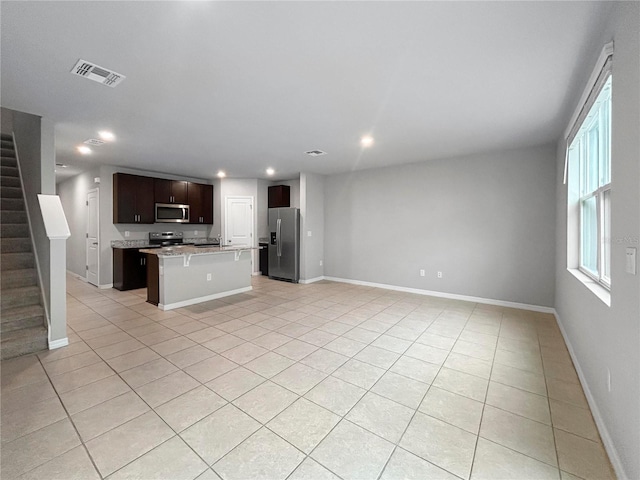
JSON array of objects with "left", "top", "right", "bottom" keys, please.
[
  {"left": 300, "top": 172, "right": 325, "bottom": 281},
  {"left": 324, "top": 144, "right": 557, "bottom": 307},
  {"left": 57, "top": 168, "right": 100, "bottom": 277},
  {"left": 11, "top": 110, "right": 52, "bottom": 310},
  {"left": 554, "top": 3, "right": 639, "bottom": 478}
]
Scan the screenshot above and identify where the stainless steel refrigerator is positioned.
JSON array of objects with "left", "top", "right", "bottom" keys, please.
[{"left": 268, "top": 207, "right": 300, "bottom": 283}]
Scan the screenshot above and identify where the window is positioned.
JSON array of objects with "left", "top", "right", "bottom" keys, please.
[{"left": 567, "top": 70, "right": 612, "bottom": 289}]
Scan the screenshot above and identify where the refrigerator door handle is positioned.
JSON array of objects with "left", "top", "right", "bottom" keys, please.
[{"left": 276, "top": 218, "right": 282, "bottom": 257}]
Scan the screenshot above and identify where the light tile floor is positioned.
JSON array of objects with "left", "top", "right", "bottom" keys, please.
[{"left": 0, "top": 275, "right": 616, "bottom": 480}]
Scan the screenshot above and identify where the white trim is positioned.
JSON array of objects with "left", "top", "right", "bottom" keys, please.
[
  {"left": 564, "top": 41, "right": 614, "bottom": 140},
  {"left": 300, "top": 276, "right": 325, "bottom": 284},
  {"left": 98, "top": 283, "right": 113, "bottom": 289},
  {"left": 48, "top": 337, "right": 69, "bottom": 350},
  {"left": 86, "top": 187, "right": 100, "bottom": 286},
  {"left": 159, "top": 286, "right": 252, "bottom": 311},
  {"left": 323, "top": 276, "right": 555, "bottom": 313},
  {"left": 553, "top": 309, "right": 627, "bottom": 480},
  {"left": 252, "top": 271, "right": 262, "bottom": 276}
]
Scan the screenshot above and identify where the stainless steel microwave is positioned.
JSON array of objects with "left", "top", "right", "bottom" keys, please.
[{"left": 155, "top": 203, "right": 190, "bottom": 223}]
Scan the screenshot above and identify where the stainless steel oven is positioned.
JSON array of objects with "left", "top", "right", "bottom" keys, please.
[{"left": 155, "top": 203, "right": 190, "bottom": 223}]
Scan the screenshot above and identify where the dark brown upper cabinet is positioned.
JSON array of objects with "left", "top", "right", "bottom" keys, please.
[
  {"left": 113, "top": 173, "right": 155, "bottom": 224},
  {"left": 154, "top": 178, "right": 188, "bottom": 204},
  {"left": 268, "top": 185, "right": 290, "bottom": 208},
  {"left": 188, "top": 182, "right": 214, "bottom": 224}
]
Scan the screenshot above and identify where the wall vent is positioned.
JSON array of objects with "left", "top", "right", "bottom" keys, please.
[
  {"left": 305, "top": 150, "right": 327, "bottom": 157},
  {"left": 84, "top": 138, "right": 105, "bottom": 146},
  {"left": 71, "top": 59, "right": 126, "bottom": 88}
]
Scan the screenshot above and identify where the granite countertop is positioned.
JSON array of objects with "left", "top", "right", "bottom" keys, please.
[
  {"left": 111, "top": 238, "right": 220, "bottom": 249},
  {"left": 139, "top": 244, "right": 256, "bottom": 256}
]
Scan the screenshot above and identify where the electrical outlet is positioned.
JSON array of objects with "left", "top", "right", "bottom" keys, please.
[
  {"left": 319, "top": 260, "right": 323, "bottom": 266},
  {"left": 124, "top": 231, "right": 130, "bottom": 238},
  {"left": 607, "top": 368, "right": 611, "bottom": 392},
  {"left": 420, "top": 269, "right": 425, "bottom": 277},
  {"left": 437, "top": 271, "right": 443, "bottom": 278},
  {"left": 206, "top": 273, "right": 212, "bottom": 281},
  {"left": 308, "top": 231, "right": 312, "bottom": 237},
  {"left": 194, "top": 230, "right": 199, "bottom": 236}
]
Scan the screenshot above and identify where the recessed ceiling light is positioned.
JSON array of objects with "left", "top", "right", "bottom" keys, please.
[
  {"left": 266, "top": 168, "right": 275, "bottom": 176},
  {"left": 217, "top": 170, "right": 226, "bottom": 178},
  {"left": 361, "top": 135, "right": 374, "bottom": 147},
  {"left": 98, "top": 131, "right": 115, "bottom": 141},
  {"left": 77, "top": 145, "right": 92, "bottom": 155}
]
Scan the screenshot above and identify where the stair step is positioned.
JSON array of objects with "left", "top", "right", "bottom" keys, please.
[
  {"left": 1, "top": 210, "right": 27, "bottom": 223},
  {"left": 1, "top": 285, "right": 41, "bottom": 309},
  {"left": 1, "top": 268, "right": 38, "bottom": 289},
  {"left": 1, "top": 139, "right": 13, "bottom": 149},
  {"left": 1, "top": 198, "right": 25, "bottom": 211},
  {"left": 1, "top": 133, "right": 12, "bottom": 141},
  {"left": 1, "top": 148, "right": 16, "bottom": 158},
  {"left": 1, "top": 304, "right": 44, "bottom": 333},
  {"left": 1, "top": 223, "right": 29, "bottom": 238},
  {"left": 1, "top": 175, "right": 21, "bottom": 187},
  {"left": 1, "top": 326, "right": 48, "bottom": 360},
  {"left": 1, "top": 237, "right": 32, "bottom": 253},
  {"left": 1, "top": 252, "right": 35, "bottom": 271},
  {"left": 1, "top": 186, "right": 22, "bottom": 198},
  {"left": 1, "top": 157, "right": 18, "bottom": 168},
  {"left": 1, "top": 166, "right": 19, "bottom": 178}
]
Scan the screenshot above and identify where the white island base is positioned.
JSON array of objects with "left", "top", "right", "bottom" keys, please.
[{"left": 141, "top": 246, "right": 254, "bottom": 311}]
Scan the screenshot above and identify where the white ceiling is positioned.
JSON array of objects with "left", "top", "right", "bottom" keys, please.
[{"left": 1, "top": 1, "right": 611, "bottom": 181}]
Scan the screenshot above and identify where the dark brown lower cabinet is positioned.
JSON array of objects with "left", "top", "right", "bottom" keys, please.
[
  {"left": 113, "top": 249, "right": 148, "bottom": 291},
  {"left": 146, "top": 254, "right": 159, "bottom": 306}
]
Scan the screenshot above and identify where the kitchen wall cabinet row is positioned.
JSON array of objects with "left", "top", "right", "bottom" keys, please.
[{"left": 113, "top": 173, "right": 214, "bottom": 224}]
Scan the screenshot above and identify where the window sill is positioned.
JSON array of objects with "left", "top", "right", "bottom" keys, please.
[{"left": 568, "top": 268, "right": 611, "bottom": 306}]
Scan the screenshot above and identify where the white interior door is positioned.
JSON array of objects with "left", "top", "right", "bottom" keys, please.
[
  {"left": 225, "top": 196, "right": 253, "bottom": 247},
  {"left": 86, "top": 188, "right": 99, "bottom": 286}
]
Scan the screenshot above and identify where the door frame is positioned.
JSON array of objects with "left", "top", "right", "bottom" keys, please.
[
  {"left": 224, "top": 195, "right": 255, "bottom": 270},
  {"left": 86, "top": 188, "right": 100, "bottom": 286}
]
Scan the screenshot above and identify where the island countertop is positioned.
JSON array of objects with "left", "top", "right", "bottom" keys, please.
[{"left": 139, "top": 244, "right": 258, "bottom": 257}]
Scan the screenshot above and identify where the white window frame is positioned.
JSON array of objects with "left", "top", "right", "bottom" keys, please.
[{"left": 564, "top": 42, "right": 613, "bottom": 298}]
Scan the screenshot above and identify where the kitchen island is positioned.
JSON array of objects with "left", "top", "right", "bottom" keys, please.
[{"left": 139, "top": 245, "right": 256, "bottom": 310}]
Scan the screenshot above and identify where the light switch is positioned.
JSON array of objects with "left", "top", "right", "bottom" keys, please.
[
  {"left": 124, "top": 231, "right": 130, "bottom": 237},
  {"left": 626, "top": 247, "right": 637, "bottom": 275},
  {"left": 307, "top": 231, "right": 312, "bottom": 237}
]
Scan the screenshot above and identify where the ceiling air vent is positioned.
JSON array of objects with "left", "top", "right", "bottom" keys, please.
[
  {"left": 70, "top": 59, "right": 126, "bottom": 88},
  {"left": 84, "top": 138, "right": 105, "bottom": 146},
  {"left": 305, "top": 150, "right": 327, "bottom": 157}
]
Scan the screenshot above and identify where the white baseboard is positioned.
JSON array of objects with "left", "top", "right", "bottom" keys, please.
[
  {"left": 48, "top": 337, "right": 69, "bottom": 350},
  {"left": 159, "top": 286, "right": 253, "bottom": 311},
  {"left": 323, "top": 276, "right": 555, "bottom": 313},
  {"left": 300, "top": 276, "right": 326, "bottom": 284},
  {"left": 553, "top": 310, "right": 627, "bottom": 480},
  {"left": 252, "top": 271, "right": 262, "bottom": 276},
  {"left": 66, "top": 270, "right": 87, "bottom": 282},
  {"left": 98, "top": 283, "right": 113, "bottom": 289}
]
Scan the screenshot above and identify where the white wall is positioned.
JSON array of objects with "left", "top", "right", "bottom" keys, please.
[
  {"left": 554, "top": 3, "right": 639, "bottom": 479},
  {"left": 300, "top": 172, "right": 325, "bottom": 281},
  {"left": 220, "top": 178, "right": 259, "bottom": 273},
  {"left": 324, "top": 144, "right": 557, "bottom": 307}
]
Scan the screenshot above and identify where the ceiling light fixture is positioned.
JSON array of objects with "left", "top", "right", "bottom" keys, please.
[
  {"left": 98, "top": 131, "right": 115, "bottom": 141},
  {"left": 266, "top": 168, "right": 275, "bottom": 176},
  {"left": 360, "top": 135, "right": 374, "bottom": 147},
  {"left": 217, "top": 170, "right": 226, "bottom": 178},
  {"left": 77, "top": 145, "right": 92, "bottom": 155}
]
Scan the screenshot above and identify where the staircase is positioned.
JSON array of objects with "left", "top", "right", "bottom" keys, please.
[{"left": 1, "top": 132, "right": 48, "bottom": 359}]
